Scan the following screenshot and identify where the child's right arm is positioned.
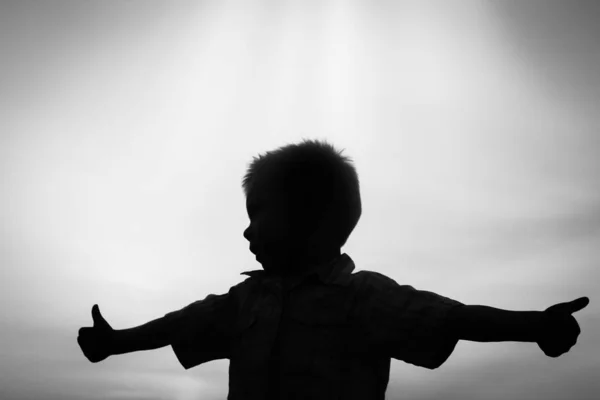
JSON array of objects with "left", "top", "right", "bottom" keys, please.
[
  {"left": 111, "top": 315, "right": 174, "bottom": 355},
  {"left": 78, "top": 304, "right": 176, "bottom": 363},
  {"left": 80, "top": 287, "right": 241, "bottom": 368}
]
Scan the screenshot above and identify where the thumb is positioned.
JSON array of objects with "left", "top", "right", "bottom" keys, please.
[
  {"left": 91, "top": 304, "right": 108, "bottom": 327},
  {"left": 564, "top": 297, "right": 590, "bottom": 314}
]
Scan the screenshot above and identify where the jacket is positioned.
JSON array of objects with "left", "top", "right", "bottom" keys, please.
[{"left": 164, "top": 253, "right": 463, "bottom": 399}]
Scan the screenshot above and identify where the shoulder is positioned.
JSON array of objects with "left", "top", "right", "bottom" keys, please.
[
  {"left": 350, "top": 270, "right": 403, "bottom": 292},
  {"left": 228, "top": 273, "right": 272, "bottom": 309},
  {"left": 230, "top": 274, "right": 262, "bottom": 297}
]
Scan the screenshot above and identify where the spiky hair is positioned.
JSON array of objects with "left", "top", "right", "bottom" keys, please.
[{"left": 241, "top": 138, "right": 361, "bottom": 249}]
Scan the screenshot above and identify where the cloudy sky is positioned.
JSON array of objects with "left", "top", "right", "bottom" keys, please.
[{"left": 1, "top": 1, "right": 599, "bottom": 399}]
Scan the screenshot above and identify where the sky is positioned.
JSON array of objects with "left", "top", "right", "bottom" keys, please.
[{"left": 1, "top": 1, "right": 599, "bottom": 399}]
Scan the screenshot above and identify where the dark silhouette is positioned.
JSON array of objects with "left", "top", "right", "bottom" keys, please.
[{"left": 78, "top": 139, "right": 590, "bottom": 399}]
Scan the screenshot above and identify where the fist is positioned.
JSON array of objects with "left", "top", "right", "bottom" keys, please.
[
  {"left": 537, "top": 297, "right": 589, "bottom": 358},
  {"left": 77, "top": 304, "right": 115, "bottom": 363}
]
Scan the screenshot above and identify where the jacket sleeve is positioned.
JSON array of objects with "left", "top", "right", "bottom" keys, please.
[
  {"left": 163, "top": 285, "right": 241, "bottom": 369},
  {"left": 358, "top": 272, "right": 464, "bottom": 369}
]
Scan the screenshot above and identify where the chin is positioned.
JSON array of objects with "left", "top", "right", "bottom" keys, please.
[{"left": 259, "top": 257, "right": 278, "bottom": 272}]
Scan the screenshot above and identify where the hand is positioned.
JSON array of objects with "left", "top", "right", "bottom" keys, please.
[
  {"left": 537, "top": 297, "right": 589, "bottom": 358},
  {"left": 77, "top": 304, "right": 115, "bottom": 363}
]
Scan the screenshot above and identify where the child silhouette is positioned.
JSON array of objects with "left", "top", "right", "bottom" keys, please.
[{"left": 78, "top": 139, "right": 589, "bottom": 399}]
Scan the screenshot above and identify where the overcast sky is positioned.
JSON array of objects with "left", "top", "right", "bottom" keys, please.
[{"left": 1, "top": 1, "right": 599, "bottom": 399}]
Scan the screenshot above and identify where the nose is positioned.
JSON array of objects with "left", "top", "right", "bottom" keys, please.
[{"left": 243, "top": 225, "right": 251, "bottom": 242}]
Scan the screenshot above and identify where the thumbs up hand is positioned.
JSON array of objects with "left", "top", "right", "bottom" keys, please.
[
  {"left": 77, "top": 304, "right": 115, "bottom": 363},
  {"left": 537, "top": 297, "right": 589, "bottom": 358}
]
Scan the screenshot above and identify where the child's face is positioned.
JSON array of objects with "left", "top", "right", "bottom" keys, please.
[
  {"left": 243, "top": 179, "right": 341, "bottom": 275},
  {"left": 243, "top": 186, "right": 301, "bottom": 274}
]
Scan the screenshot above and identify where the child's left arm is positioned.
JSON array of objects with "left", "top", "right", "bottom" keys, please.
[{"left": 446, "top": 297, "right": 590, "bottom": 357}]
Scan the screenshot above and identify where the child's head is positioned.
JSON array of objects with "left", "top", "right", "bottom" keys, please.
[{"left": 242, "top": 139, "right": 361, "bottom": 276}]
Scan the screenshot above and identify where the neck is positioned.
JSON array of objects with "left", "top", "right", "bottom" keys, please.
[{"left": 265, "top": 248, "right": 341, "bottom": 278}]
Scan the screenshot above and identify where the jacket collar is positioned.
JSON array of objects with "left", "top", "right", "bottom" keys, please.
[{"left": 240, "top": 253, "right": 355, "bottom": 288}]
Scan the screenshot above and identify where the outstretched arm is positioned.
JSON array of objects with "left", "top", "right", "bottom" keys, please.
[
  {"left": 111, "top": 316, "right": 174, "bottom": 355},
  {"left": 78, "top": 305, "right": 177, "bottom": 362},
  {"left": 446, "top": 305, "right": 543, "bottom": 342},
  {"left": 446, "top": 297, "right": 589, "bottom": 358}
]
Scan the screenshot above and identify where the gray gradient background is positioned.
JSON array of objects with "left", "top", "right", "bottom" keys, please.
[{"left": 1, "top": 1, "right": 599, "bottom": 399}]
